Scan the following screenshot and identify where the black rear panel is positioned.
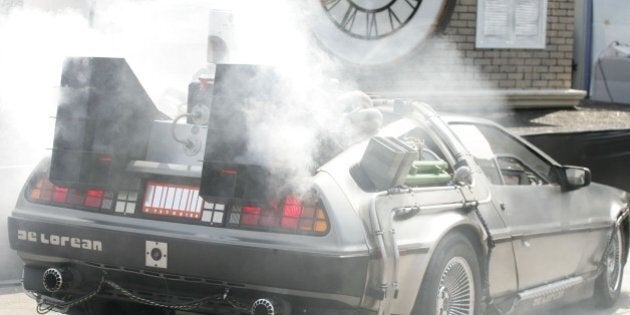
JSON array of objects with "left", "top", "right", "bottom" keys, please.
[
  {"left": 9, "top": 216, "right": 367, "bottom": 298},
  {"left": 200, "top": 64, "right": 281, "bottom": 201},
  {"left": 50, "top": 57, "right": 164, "bottom": 189}
]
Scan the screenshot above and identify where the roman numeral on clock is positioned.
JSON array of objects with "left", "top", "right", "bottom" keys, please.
[
  {"left": 341, "top": 5, "right": 358, "bottom": 30},
  {"left": 321, "top": 0, "right": 423, "bottom": 40},
  {"left": 323, "top": 0, "right": 341, "bottom": 12}
]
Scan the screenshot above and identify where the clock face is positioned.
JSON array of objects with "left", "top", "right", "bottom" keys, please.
[
  {"left": 321, "top": 0, "right": 422, "bottom": 40},
  {"left": 309, "top": 0, "right": 451, "bottom": 65}
]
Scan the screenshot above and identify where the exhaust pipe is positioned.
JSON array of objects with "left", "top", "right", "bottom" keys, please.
[
  {"left": 42, "top": 268, "right": 73, "bottom": 292},
  {"left": 251, "top": 298, "right": 282, "bottom": 315}
]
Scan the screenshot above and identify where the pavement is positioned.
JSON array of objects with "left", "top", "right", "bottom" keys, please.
[
  {"left": 465, "top": 100, "right": 630, "bottom": 135},
  {"left": 0, "top": 272, "right": 630, "bottom": 314}
]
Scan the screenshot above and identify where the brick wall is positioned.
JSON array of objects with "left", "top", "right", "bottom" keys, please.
[
  {"left": 356, "top": 0, "right": 576, "bottom": 96},
  {"left": 445, "top": 0, "right": 574, "bottom": 90}
]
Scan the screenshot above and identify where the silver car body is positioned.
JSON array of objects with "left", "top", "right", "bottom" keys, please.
[{"left": 8, "top": 103, "right": 630, "bottom": 314}]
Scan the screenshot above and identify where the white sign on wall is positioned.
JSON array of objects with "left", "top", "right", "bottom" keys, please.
[{"left": 476, "top": 0, "right": 547, "bottom": 49}]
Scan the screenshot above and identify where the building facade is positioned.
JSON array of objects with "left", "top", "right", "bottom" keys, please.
[
  {"left": 351, "top": 0, "right": 584, "bottom": 108},
  {"left": 4, "top": 0, "right": 586, "bottom": 108}
]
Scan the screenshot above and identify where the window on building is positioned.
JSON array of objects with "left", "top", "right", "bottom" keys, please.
[{"left": 476, "top": 0, "right": 548, "bottom": 49}]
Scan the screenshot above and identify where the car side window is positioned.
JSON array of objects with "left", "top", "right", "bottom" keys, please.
[
  {"left": 449, "top": 123, "right": 557, "bottom": 186},
  {"left": 448, "top": 124, "right": 503, "bottom": 185},
  {"left": 496, "top": 155, "right": 545, "bottom": 186}
]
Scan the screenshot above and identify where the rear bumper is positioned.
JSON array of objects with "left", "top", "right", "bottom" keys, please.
[{"left": 8, "top": 212, "right": 370, "bottom": 310}]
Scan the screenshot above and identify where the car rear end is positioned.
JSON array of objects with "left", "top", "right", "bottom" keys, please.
[
  {"left": 7, "top": 60, "right": 373, "bottom": 314},
  {"left": 8, "top": 156, "right": 372, "bottom": 314}
]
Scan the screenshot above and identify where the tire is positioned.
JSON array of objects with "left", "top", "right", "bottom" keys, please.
[
  {"left": 412, "top": 232, "right": 481, "bottom": 315},
  {"left": 593, "top": 226, "right": 624, "bottom": 308}
]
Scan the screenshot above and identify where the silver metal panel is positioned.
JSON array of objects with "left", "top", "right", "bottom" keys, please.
[
  {"left": 145, "top": 241, "right": 168, "bottom": 269},
  {"left": 518, "top": 276, "right": 584, "bottom": 302},
  {"left": 146, "top": 120, "right": 207, "bottom": 165},
  {"left": 126, "top": 160, "right": 202, "bottom": 178},
  {"left": 372, "top": 187, "right": 483, "bottom": 315},
  {"left": 492, "top": 185, "right": 578, "bottom": 289}
]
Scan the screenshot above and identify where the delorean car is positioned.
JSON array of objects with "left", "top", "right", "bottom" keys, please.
[{"left": 7, "top": 59, "right": 629, "bottom": 315}]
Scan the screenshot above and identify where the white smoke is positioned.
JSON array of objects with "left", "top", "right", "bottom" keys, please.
[
  {"left": 0, "top": 0, "right": 360, "bottom": 196},
  {"left": 0, "top": 0, "right": 509, "bottom": 191},
  {"left": 354, "top": 36, "right": 506, "bottom": 113},
  {"left": 0, "top": 0, "right": 232, "bottom": 124},
  {"left": 208, "top": 1, "right": 360, "bottom": 192},
  {"left": 0, "top": 7, "right": 95, "bottom": 167}
]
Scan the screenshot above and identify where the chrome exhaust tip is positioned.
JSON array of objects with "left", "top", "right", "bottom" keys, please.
[
  {"left": 251, "top": 298, "right": 277, "bottom": 315},
  {"left": 42, "top": 268, "right": 69, "bottom": 292}
]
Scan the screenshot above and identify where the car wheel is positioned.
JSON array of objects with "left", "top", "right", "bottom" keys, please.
[
  {"left": 594, "top": 226, "right": 624, "bottom": 308},
  {"left": 412, "top": 232, "right": 481, "bottom": 315}
]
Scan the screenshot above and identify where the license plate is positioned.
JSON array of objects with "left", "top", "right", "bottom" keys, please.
[{"left": 142, "top": 181, "right": 203, "bottom": 219}]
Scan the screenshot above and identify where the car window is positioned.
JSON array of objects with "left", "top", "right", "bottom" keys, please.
[
  {"left": 449, "top": 123, "right": 556, "bottom": 185},
  {"left": 448, "top": 124, "right": 503, "bottom": 185},
  {"left": 496, "top": 155, "right": 546, "bottom": 185}
]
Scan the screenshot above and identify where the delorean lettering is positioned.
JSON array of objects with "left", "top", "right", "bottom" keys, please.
[{"left": 17, "top": 229, "right": 102, "bottom": 251}]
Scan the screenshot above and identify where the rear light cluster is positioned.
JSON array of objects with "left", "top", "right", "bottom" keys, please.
[
  {"left": 144, "top": 180, "right": 329, "bottom": 235},
  {"left": 26, "top": 172, "right": 330, "bottom": 236},
  {"left": 27, "top": 174, "right": 113, "bottom": 211},
  {"left": 227, "top": 195, "right": 330, "bottom": 234}
]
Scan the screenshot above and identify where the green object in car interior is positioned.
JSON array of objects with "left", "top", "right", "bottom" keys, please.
[{"left": 405, "top": 160, "right": 452, "bottom": 186}]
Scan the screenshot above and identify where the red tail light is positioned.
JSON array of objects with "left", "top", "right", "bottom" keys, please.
[
  {"left": 281, "top": 197, "right": 302, "bottom": 230},
  {"left": 241, "top": 205, "right": 262, "bottom": 226},
  {"left": 26, "top": 173, "right": 112, "bottom": 210},
  {"left": 26, "top": 168, "right": 329, "bottom": 235},
  {"left": 85, "top": 189, "right": 105, "bottom": 208},
  {"left": 227, "top": 194, "right": 330, "bottom": 235},
  {"left": 53, "top": 186, "right": 68, "bottom": 203},
  {"left": 221, "top": 169, "right": 237, "bottom": 176},
  {"left": 97, "top": 155, "right": 112, "bottom": 163}
]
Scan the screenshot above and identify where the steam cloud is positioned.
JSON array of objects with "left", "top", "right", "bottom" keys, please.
[
  {"left": 206, "top": 1, "right": 363, "bottom": 192},
  {"left": 0, "top": 0, "right": 506, "bottom": 194},
  {"left": 0, "top": 0, "right": 361, "bottom": 195},
  {"left": 0, "top": 0, "right": 211, "bottom": 167},
  {"left": 0, "top": 0, "right": 511, "bottom": 189}
]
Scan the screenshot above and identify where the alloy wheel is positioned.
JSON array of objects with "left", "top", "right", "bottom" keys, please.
[
  {"left": 435, "top": 256, "right": 475, "bottom": 315},
  {"left": 606, "top": 228, "right": 623, "bottom": 294}
]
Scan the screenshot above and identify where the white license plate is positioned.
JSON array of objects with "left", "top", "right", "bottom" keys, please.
[{"left": 142, "top": 181, "right": 203, "bottom": 219}]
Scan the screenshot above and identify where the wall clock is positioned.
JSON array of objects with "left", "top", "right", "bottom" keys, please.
[{"left": 309, "top": 0, "right": 452, "bottom": 65}]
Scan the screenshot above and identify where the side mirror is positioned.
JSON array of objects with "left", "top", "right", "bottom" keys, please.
[{"left": 561, "top": 166, "right": 591, "bottom": 189}]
